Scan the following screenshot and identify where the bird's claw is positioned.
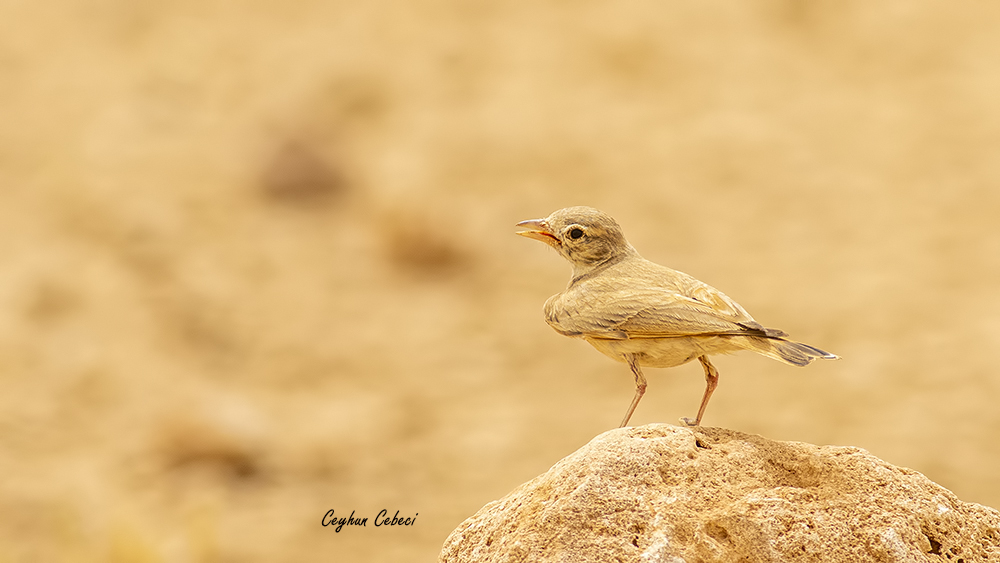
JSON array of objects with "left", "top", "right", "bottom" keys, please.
[{"left": 680, "top": 417, "right": 699, "bottom": 427}]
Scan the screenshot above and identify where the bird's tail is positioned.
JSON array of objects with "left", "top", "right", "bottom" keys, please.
[{"left": 745, "top": 335, "right": 839, "bottom": 367}]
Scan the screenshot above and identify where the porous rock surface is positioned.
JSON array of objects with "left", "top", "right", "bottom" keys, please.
[{"left": 440, "top": 424, "right": 1000, "bottom": 562}]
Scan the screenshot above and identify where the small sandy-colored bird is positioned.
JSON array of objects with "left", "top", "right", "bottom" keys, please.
[{"left": 517, "top": 206, "right": 837, "bottom": 427}]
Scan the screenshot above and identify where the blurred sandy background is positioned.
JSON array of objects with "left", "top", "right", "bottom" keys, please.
[{"left": 2, "top": 1, "right": 999, "bottom": 561}]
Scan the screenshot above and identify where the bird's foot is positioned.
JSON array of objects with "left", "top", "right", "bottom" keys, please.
[{"left": 680, "top": 417, "right": 700, "bottom": 427}]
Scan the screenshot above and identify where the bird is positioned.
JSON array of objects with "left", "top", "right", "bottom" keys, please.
[{"left": 516, "top": 206, "right": 837, "bottom": 427}]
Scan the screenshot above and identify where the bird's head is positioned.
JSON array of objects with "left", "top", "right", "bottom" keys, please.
[{"left": 516, "top": 206, "right": 636, "bottom": 272}]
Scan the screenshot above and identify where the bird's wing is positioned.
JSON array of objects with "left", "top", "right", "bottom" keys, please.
[{"left": 544, "top": 281, "right": 770, "bottom": 339}]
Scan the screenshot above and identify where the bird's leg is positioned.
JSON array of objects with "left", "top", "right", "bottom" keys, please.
[
  {"left": 619, "top": 353, "right": 647, "bottom": 428},
  {"left": 681, "top": 356, "right": 720, "bottom": 427}
]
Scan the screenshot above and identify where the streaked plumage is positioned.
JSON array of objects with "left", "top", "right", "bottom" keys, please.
[{"left": 517, "top": 206, "right": 837, "bottom": 427}]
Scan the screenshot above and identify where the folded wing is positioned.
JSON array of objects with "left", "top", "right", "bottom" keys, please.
[{"left": 544, "top": 280, "right": 771, "bottom": 339}]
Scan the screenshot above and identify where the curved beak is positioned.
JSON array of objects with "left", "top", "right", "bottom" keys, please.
[{"left": 516, "top": 218, "right": 561, "bottom": 248}]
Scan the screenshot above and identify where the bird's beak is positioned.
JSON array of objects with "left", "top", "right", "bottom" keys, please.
[{"left": 516, "top": 219, "right": 561, "bottom": 248}]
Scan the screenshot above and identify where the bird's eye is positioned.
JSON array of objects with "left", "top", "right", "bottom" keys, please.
[{"left": 569, "top": 228, "right": 584, "bottom": 240}]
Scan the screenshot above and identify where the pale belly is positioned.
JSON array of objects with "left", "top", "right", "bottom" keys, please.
[{"left": 584, "top": 335, "right": 746, "bottom": 368}]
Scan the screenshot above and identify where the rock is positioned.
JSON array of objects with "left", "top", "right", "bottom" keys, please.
[{"left": 439, "top": 424, "right": 1000, "bottom": 563}]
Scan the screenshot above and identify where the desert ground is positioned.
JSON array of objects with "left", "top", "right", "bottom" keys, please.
[{"left": 1, "top": 1, "right": 999, "bottom": 561}]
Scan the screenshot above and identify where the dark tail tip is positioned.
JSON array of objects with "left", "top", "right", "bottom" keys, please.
[{"left": 775, "top": 340, "right": 839, "bottom": 366}]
